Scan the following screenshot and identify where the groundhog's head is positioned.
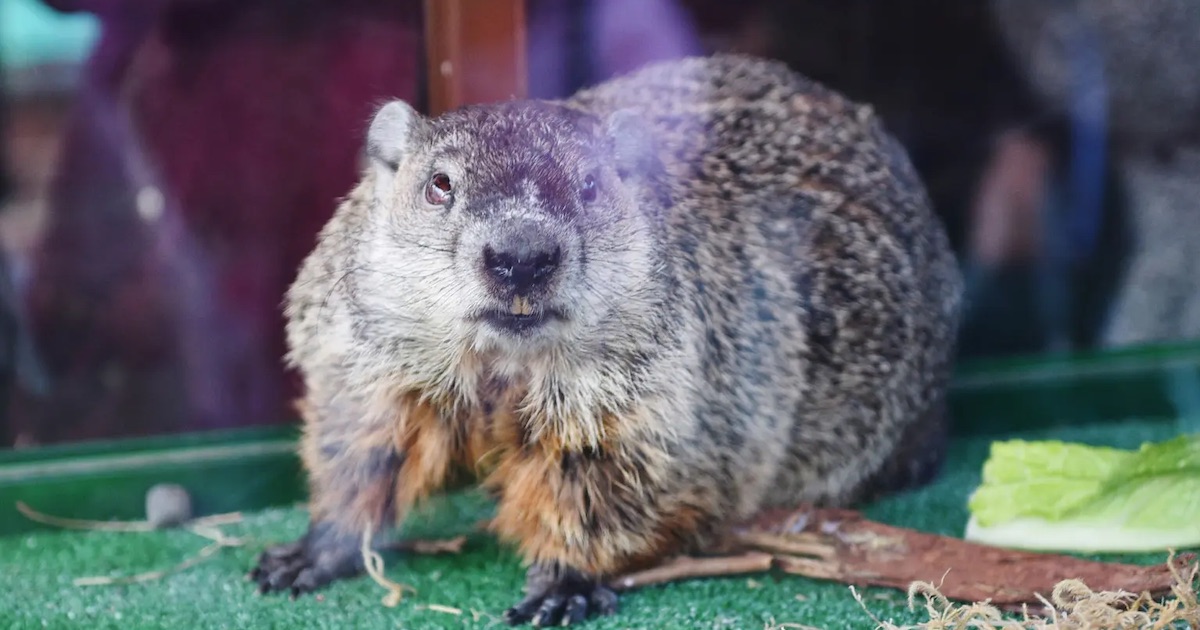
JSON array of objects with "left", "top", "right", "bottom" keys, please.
[{"left": 354, "top": 99, "right": 671, "bottom": 359}]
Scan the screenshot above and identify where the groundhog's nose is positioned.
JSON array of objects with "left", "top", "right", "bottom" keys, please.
[{"left": 481, "top": 230, "right": 563, "bottom": 294}]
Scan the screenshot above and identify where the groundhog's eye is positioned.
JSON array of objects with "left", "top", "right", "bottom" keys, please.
[
  {"left": 426, "top": 173, "right": 453, "bottom": 205},
  {"left": 580, "top": 173, "right": 597, "bottom": 203}
]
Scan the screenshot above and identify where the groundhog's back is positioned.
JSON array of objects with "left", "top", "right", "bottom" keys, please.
[
  {"left": 567, "top": 54, "right": 964, "bottom": 509},
  {"left": 565, "top": 54, "right": 957, "bottom": 291}
]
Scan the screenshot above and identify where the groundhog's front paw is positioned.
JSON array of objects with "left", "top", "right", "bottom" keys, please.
[
  {"left": 248, "top": 522, "right": 363, "bottom": 598},
  {"left": 502, "top": 563, "right": 619, "bottom": 627}
]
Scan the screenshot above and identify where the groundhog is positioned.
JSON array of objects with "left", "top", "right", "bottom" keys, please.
[{"left": 249, "top": 53, "right": 964, "bottom": 626}]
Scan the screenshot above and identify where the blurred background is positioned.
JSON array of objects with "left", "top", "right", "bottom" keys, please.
[{"left": 1, "top": 0, "right": 1197, "bottom": 449}]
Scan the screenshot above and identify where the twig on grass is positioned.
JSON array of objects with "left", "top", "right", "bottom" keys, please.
[
  {"left": 17, "top": 499, "right": 470, "bottom": 596},
  {"left": 17, "top": 500, "right": 243, "bottom": 532},
  {"left": 381, "top": 535, "right": 468, "bottom": 555},
  {"left": 609, "top": 552, "right": 775, "bottom": 591},
  {"left": 73, "top": 542, "right": 227, "bottom": 586},
  {"left": 416, "top": 603, "right": 464, "bottom": 615},
  {"left": 16, "top": 500, "right": 248, "bottom": 587},
  {"left": 17, "top": 501, "right": 156, "bottom": 532}
]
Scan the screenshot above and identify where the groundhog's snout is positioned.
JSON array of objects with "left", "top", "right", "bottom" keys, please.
[
  {"left": 481, "top": 230, "right": 563, "bottom": 296},
  {"left": 473, "top": 218, "right": 571, "bottom": 335}
]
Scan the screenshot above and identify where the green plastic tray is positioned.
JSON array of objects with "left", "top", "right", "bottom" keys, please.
[
  {"left": 3, "top": 341, "right": 1199, "bottom": 537},
  {"left": 0, "top": 425, "right": 304, "bottom": 537}
]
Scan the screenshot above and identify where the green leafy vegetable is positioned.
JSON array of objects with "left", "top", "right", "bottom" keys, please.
[{"left": 964, "top": 433, "right": 1200, "bottom": 552}]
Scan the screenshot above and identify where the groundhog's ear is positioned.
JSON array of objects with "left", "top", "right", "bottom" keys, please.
[
  {"left": 366, "top": 100, "right": 423, "bottom": 200},
  {"left": 367, "top": 100, "right": 421, "bottom": 166},
  {"left": 603, "top": 109, "right": 657, "bottom": 179}
]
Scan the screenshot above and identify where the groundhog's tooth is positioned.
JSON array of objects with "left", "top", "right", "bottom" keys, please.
[{"left": 511, "top": 296, "right": 532, "bottom": 316}]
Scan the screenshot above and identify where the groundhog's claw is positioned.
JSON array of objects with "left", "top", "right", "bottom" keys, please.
[
  {"left": 503, "top": 563, "right": 619, "bottom": 626},
  {"left": 248, "top": 523, "right": 363, "bottom": 598}
]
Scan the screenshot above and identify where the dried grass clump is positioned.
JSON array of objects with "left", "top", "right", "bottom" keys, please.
[{"left": 854, "top": 552, "right": 1200, "bottom": 630}]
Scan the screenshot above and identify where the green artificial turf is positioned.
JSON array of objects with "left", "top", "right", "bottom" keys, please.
[{"left": 0, "top": 419, "right": 1189, "bottom": 630}]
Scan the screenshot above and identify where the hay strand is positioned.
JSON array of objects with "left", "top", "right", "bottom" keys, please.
[{"left": 360, "top": 522, "right": 417, "bottom": 607}]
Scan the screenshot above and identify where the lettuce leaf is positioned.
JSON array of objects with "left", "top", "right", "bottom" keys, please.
[{"left": 963, "top": 433, "right": 1200, "bottom": 552}]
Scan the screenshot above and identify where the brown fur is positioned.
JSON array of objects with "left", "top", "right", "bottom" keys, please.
[{"left": 305, "top": 357, "right": 702, "bottom": 575}]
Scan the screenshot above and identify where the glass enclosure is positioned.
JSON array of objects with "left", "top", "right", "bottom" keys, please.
[{"left": 3, "top": 0, "right": 1198, "bottom": 448}]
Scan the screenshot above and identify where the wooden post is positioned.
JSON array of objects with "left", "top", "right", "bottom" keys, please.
[{"left": 423, "top": 0, "right": 529, "bottom": 116}]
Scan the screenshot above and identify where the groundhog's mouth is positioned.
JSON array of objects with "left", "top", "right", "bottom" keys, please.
[{"left": 477, "top": 307, "right": 566, "bottom": 335}]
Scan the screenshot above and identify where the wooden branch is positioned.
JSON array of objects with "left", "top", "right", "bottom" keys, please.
[
  {"left": 742, "top": 507, "right": 1197, "bottom": 610},
  {"left": 734, "top": 531, "right": 837, "bottom": 560},
  {"left": 606, "top": 506, "right": 1196, "bottom": 617},
  {"left": 609, "top": 552, "right": 774, "bottom": 591}
]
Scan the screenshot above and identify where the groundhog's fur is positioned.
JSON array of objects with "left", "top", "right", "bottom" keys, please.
[{"left": 256, "top": 54, "right": 963, "bottom": 623}]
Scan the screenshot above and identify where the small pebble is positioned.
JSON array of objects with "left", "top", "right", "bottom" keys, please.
[{"left": 145, "top": 483, "right": 193, "bottom": 528}]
